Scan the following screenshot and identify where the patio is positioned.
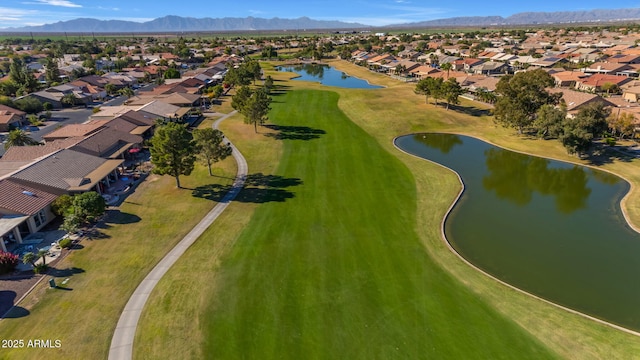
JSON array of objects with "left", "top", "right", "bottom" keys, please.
[{"left": 7, "top": 231, "right": 67, "bottom": 272}]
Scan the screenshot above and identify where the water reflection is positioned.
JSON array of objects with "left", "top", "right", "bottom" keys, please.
[
  {"left": 276, "top": 64, "right": 383, "bottom": 89},
  {"left": 394, "top": 133, "right": 639, "bottom": 331},
  {"left": 413, "top": 133, "right": 463, "bottom": 154},
  {"left": 483, "top": 148, "right": 591, "bottom": 214}
]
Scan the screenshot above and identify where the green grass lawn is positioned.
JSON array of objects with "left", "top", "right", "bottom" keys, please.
[
  {"left": 0, "top": 161, "right": 236, "bottom": 360},
  {"left": 148, "top": 89, "right": 556, "bottom": 359}
]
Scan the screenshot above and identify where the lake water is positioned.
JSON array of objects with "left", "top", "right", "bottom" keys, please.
[
  {"left": 277, "top": 64, "right": 383, "bottom": 89},
  {"left": 395, "top": 133, "right": 640, "bottom": 331}
]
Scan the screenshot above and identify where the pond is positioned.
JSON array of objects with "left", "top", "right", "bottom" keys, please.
[
  {"left": 395, "top": 133, "right": 640, "bottom": 331},
  {"left": 276, "top": 64, "right": 383, "bottom": 89}
]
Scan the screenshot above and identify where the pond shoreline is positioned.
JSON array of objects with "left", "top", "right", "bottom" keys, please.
[{"left": 393, "top": 132, "right": 640, "bottom": 338}]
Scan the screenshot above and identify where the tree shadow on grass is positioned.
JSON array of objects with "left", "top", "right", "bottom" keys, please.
[
  {"left": 192, "top": 173, "right": 302, "bottom": 203},
  {"left": 263, "top": 124, "right": 326, "bottom": 141},
  {"left": 104, "top": 210, "right": 141, "bottom": 225},
  {"left": 586, "top": 146, "right": 635, "bottom": 166},
  {"left": 447, "top": 103, "right": 492, "bottom": 117},
  {"left": 0, "top": 291, "right": 29, "bottom": 319},
  {"left": 47, "top": 267, "right": 85, "bottom": 277}
]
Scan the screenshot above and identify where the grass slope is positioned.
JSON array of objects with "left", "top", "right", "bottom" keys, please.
[{"left": 199, "top": 89, "right": 556, "bottom": 359}]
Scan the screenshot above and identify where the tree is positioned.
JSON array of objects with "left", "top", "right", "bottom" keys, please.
[
  {"left": 440, "top": 62, "right": 453, "bottom": 78},
  {"left": 246, "top": 60, "right": 262, "bottom": 85},
  {"left": 118, "top": 87, "right": 134, "bottom": 99},
  {"left": 608, "top": 111, "right": 636, "bottom": 140},
  {"left": 72, "top": 191, "right": 106, "bottom": 223},
  {"left": 224, "top": 65, "right": 252, "bottom": 87},
  {"left": 211, "top": 84, "right": 224, "bottom": 99},
  {"left": 231, "top": 86, "right": 252, "bottom": 111},
  {"left": 164, "top": 67, "right": 181, "bottom": 79},
  {"left": 240, "top": 88, "right": 272, "bottom": 133},
  {"left": 22, "top": 252, "right": 36, "bottom": 267},
  {"left": 600, "top": 82, "right": 619, "bottom": 95},
  {"left": 493, "top": 69, "right": 561, "bottom": 133},
  {"left": 193, "top": 128, "right": 232, "bottom": 176},
  {"left": 9, "top": 58, "right": 38, "bottom": 94},
  {"left": 51, "top": 194, "right": 73, "bottom": 216},
  {"left": 441, "top": 78, "right": 463, "bottom": 110},
  {"left": 104, "top": 83, "right": 116, "bottom": 96},
  {"left": 13, "top": 96, "right": 43, "bottom": 114},
  {"left": 4, "top": 129, "right": 40, "bottom": 150},
  {"left": 414, "top": 77, "right": 443, "bottom": 105},
  {"left": 149, "top": 122, "right": 196, "bottom": 188},
  {"left": 261, "top": 46, "right": 277, "bottom": 59},
  {"left": 263, "top": 75, "right": 274, "bottom": 94},
  {"left": 61, "top": 93, "right": 77, "bottom": 107},
  {"left": 44, "top": 57, "right": 60, "bottom": 86},
  {"left": 60, "top": 213, "right": 81, "bottom": 234},
  {"left": 36, "top": 249, "right": 48, "bottom": 267},
  {"left": 560, "top": 102, "right": 610, "bottom": 156},
  {"left": 533, "top": 104, "right": 566, "bottom": 139}
]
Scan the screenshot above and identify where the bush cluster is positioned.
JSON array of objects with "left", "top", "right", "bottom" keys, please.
[{"left": 0, "top": 251, "right": 19, "bottom": 274}]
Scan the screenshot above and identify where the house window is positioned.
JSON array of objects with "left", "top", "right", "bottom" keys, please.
[{"left": 33, "top": 210, "right": 46, "bottom": 228}]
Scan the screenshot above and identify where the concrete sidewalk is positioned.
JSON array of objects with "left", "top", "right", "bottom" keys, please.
[{"left": 108, "top": 111, "right": 245, "bottom": 360}]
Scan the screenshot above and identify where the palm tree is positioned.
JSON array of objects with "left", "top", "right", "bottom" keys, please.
[
  {"left": 37, "top": 249, "right": 48, "bottom": 266},
  {"left": 61, "top": 93, "right": 77, "bottom": 107},
  {"left": 440, "top": 62, "right": 453, "bottom": 78},
  {"left": 4, "top": 129, "right": 40, "bottom": 150},
  {"left": 22, "top": 252, "right": 36, "bottom": 267}
]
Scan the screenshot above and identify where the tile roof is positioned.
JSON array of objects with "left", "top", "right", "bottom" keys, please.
[
  {"left": 70, "top": 127, "right": 142, "bottom": 158},
  {"left": 114, "top": 110, "right": 155, "bottom": 126},
  {"left": 548, "top": 88, "right": 615, "bottom": 111},
  {"left": 0, "top": 104, "right": 25, "bottom": 116},
  {"left": 10, "top": 149, "right": 108, "bottom": 192},
  {"left": 0, "top": 113, "right": 21, "bottom": 125},
  {"left": 0, "top": 178, "right": 58, "bottom": 216},
  {"left": 579, "top": 74, "right": 632, "bottom": 86},
  {"left": 1, "top": 138, "right": 82, "bottom": 161},
  {"left": 103, "top": 117, "right": 138, "bottom": 133},
  {"left": 42, "top": 122, "right": 105, "bottom": 141}
]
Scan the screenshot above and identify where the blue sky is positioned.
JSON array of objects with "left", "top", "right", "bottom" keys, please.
[{"left": 1, "top": 0, "right": 639, "bottom": 29}]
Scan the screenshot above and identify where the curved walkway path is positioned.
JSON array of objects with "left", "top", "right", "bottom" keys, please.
[{"left": 109, "top": 111, "right": 246, "bottom": 360}]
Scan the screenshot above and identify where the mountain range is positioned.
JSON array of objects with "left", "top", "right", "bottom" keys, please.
[
  {"left": 4, "top": 8, "right": 640, "bottom": 33},
  {"left": 5, "top": 16, "right": 368, "bottom": 33},
  {"left": 389, "top": 8, "right": 640, "bottom": 27}
]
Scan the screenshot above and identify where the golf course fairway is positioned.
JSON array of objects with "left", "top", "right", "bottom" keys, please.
[{"left": 195, "top": 89, "right": 557, "bottom": 359}]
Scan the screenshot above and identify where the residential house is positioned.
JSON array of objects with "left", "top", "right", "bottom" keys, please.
[
  {"left": 126, "top": 92, "right": 202, "bottom": 108},
  {"left": 470, "top": 61, "right": 507, "bottom": 75},
  {"left": 0, "top": 179, "right": 58, "bottom": 252},
  {"left": 551, "top": 71, "right": 589, "bottom": 87},
  {"left": 575, "top": 74, "right": 632, "bottom": 92},
  {"left": 69, "top": 127, "right": 143, "bottom": 159},
  {"left": 530, "top": 57, "right": 567, "bottom": 68},
  {"left": 43, "top": 123, "right": 105, "bottom": 142},
  {"left": 548, "top": 88, "right": 616, "bottom": 116},
  {"left": 8, "top": 149, "right": 124, "bottom": 196},
  {"left": 0, "top": 105, "right": 26, "bottom": 132},
  {"left": 622, "top": 85, "right": 640, "bottom": 102},
  {"left": 409, "top": 66, "right": 442, "bottom": 79},
  {"left": 582, "top": 62, "right": 630, "bottom": 75},
  {"left": 607, "top": 54, "right": 640, "bottom": 64}
]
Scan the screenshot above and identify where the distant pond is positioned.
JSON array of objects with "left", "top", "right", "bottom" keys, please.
[
  {"left": 276, "top": 64, "right": 383, "bottom": 89},
  {"left": 395, "top": 133, "right": 640, "bottom": 331}
]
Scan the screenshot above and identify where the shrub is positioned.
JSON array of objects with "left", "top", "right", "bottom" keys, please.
[
  {"left": 605, "top": 137, "right": 616, "bottom": 146},
  {"left": 58, "top": 237, "right": 73, "bottom": 249},
  {"left": 33, "top": 263, "right": 48, "bottom": 274},
  {"left": 0, "top": 251, "right": 19, "bottom": 274}
]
